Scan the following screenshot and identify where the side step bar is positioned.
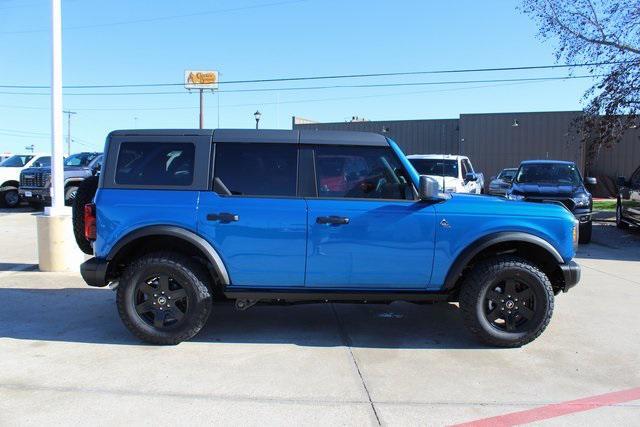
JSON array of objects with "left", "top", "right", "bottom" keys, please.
[{"left": 224, "top": 288, "right": 451, "bottom": 303}]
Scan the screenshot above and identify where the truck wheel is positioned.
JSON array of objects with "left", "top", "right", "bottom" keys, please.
[
  {"left": 72, "top": 176, "right": 98, "bottom": 255},
  {"left": 0, "top": 189, "right": 20, "bottom": 208},
  {"left": 578, "top": 221, "right": 592, "bottom": 244},
  {"left": 616, "top": 201, "right": 629, "bottom": 229},
  {"left": 65, "top": 185, "right": 79, "bottom": 206},
  {"left": 116, "top": 252, "right": 213, "bottom": 345},
  {"left": 459, "top": 256, "right": 554, "bottom": 348}
]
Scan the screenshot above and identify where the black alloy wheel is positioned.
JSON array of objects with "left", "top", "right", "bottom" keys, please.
[
  {"left": 134, "top": 274, "right": 189, "bottom": 329},
  {"left": 483, "top": 278, "right": 536, "bottom": 333}
]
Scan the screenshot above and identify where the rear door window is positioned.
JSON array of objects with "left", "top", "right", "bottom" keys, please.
[
  {"left": 115, "top": 142, "right": 195, "bottom": 186},
  {"left": 213, "top": 143, "right": 298, "bottom": 196}
]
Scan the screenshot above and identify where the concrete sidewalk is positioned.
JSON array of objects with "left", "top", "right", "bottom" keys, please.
[{"left": 0, "top": 210, "right": 639, "bottom": 425}]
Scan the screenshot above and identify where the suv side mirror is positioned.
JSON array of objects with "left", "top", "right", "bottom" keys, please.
[
  {"left": 92, "top": 163, "right": 101, "bottom": 176},
  {"left": 617, "top": 176, "right": 627, "bottom": 187},
  {"left": 465, "top": 172, "right": 478, "bottom": 182},
  {"left": 585, "top": 177, "right": 597, "bottom": 185},
  {"left": 419, "top": 175, "right": 440, "bottom": 200}
]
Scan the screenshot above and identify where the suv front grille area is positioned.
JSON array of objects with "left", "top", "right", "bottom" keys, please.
[
  {"left": 20, "top": 171, "right": 48, "bottom": 188},
  {"left": 525, "top": 197, "right": 575, "bottom": 212}
]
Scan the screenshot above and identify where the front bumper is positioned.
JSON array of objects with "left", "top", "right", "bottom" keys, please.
[
  {"left": 18, "top": 187, "right": 51, "bottom": 204},
  {"left": 573, "top": 208, "right": 592, "bottom": 223},
  {"left": 559, "top": 260, "right": 581, "bottom": 292},
  {"left": 80, "top": 257, "right": 109, "bottom": 287}
]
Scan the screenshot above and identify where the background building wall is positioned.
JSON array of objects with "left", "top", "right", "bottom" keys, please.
[
  {"left": 293, "top": 118, "right": 459, "bottom": 156},
  {"left": 459, "top": 111, "right": 584, "bottom": 178},
  {"left": 293, "top": 111, "right": 639, "bottom": 195}
]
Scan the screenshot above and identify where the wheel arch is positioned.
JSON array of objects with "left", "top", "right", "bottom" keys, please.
[
  {"left": 106, "top": 226, "right": 230, "bottom": 287},
  {"left": 0, "top": 180, "right": 19, "bottom": 189},
  {"left": 443, "top": 232, "right": 565, "bottom": 293}
]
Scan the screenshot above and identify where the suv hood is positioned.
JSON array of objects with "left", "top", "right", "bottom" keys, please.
[{"left": 511, "top": 183, "right": 580, "bottom": 198}]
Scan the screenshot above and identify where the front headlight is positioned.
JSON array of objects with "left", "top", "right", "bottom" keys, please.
[
  {"left": 506, "top": 193, "right": 525, "bottom": 201},
  {"left": 572, "top": 195, "right": 590, "bottom": 207}
]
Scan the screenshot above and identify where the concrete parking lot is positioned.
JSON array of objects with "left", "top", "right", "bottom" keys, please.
[{"left": 1, "top": 208, "right": 639, "bottom": 425}]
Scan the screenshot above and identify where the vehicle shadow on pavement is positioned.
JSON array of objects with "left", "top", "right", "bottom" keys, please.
[
  {"left": 580, "top": 223, "right": 640, "bottom": 261},
  {"left": 0, "top": 287, "right": 485, "bottom": 349},
  {"left": 0, "top": 263, "right": 38, "bottom": 272}
]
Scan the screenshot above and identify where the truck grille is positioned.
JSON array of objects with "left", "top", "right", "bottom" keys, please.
[
  {"left": 525, "top": 197, "right": 575, "bottom": 211},
  {"left": 20, "top": 172, "right": 48, "bottom": 188}
]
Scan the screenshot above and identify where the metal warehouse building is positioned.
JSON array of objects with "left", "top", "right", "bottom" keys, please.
[{"left": 293, "top": 111, "right": 640, "bottom": 196}]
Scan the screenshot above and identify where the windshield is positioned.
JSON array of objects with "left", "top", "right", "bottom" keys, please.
[
  {"left": 65, "top": 153, "right": 98, "bottom": 167},
  {"left": 409, "top": 158, "right": 458, "bottom": 178},
  {"left": 515, "top": 163, "right": 582, "bottom": 185},
  {"left": 498, "top": 169, "right": 516, "bottom": 181},
  {"left": 0, "top": 155, "right": 33, "bottom": 167}
]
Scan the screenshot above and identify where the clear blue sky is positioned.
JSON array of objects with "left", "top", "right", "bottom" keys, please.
[{"left": 0, "top": 0, "right": 594, "bottom": 154}]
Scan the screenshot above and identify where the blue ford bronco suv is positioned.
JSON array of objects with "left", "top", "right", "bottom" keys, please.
[{"left": 79, "top": 129, "right": 580, "bottom": 347}]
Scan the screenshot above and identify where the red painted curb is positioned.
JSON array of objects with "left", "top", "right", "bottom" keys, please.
[{"left": 453, "top": 387, "right": 640, "bottom": 426}]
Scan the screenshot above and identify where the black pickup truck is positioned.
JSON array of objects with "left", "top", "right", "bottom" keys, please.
[{"left": 506, "top": 160, "right": 596, "bottom": 244}]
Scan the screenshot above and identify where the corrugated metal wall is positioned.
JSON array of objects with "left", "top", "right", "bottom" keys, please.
[
  {"left": 294, "top": 111, "right": 640, "bottom": 184},
  {"left": 459, "top": 111, "right": 584, "bottom": 178},
  {"left": 294, "top": 119, "right": 459, "bottom": 156},
  {"left": 590, "top": 128, "right": 640, "bottom": 178}
]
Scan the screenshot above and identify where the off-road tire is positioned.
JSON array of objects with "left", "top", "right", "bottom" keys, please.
[
  {"left": 116, "top": 252, "right": 213, "bottom": 345},
  {"left": 578, "top": 220, "right": 592, "bottom": 244},
  {"left": 459, "top": 256, "right": 554, "bottom": 348},
  {"left": 72, "top": 176, "right": 98, "bottom": 255},
  {"left": 616, "top": 201, "right": 629, "bottom": 229}
]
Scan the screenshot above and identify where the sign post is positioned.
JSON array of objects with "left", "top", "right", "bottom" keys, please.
[{"left": 185, "top": 71, "right": 219, "bottom": 129}]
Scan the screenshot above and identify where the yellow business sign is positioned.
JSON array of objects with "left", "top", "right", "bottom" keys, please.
[{"left": 184, "top": 70, "right": 219, "bottom": 89}]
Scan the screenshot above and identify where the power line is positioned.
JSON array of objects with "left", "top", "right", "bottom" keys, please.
[
  {"left": 0, "top": 74, "right": 601, "bottom": 97},
  {"left": 0, "top": 0, "right": 310, "bottom": 34},
  {"left": 0, "top": 61, "right": 624, "bottom": 89}
]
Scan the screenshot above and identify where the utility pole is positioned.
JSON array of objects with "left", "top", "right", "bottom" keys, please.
[{"left": 63, "top": 110, "right": 76, "bottom": 156}]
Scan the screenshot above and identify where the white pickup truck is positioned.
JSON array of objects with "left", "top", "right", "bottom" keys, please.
[
  {"left": 0, "top": 153, "right": 50, "bottom": 208},
  {"left": 407, "top": 154, "right": 485, "bottom": 194}
]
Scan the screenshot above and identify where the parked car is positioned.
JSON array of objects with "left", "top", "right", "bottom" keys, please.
[
  {"left": 78, "top": 129, "right": 580, "bottom": 348},
  {"left": 19, "top": 152, "right": 102, "bottom": 209},
  {"left": 488, "top": 168, "right": 517, "bottom": 196},
  {"left": 616, "top": 165, "right": 640, "bottom": 229},
  {"left": 506, "top": 160, "right": 596, "bottom": 244},
  {"left": 0, "top": 153, "right": 50, "bottom": 208},
  {"left": 407, "top": 154, "right": 484, "bottom": 194}
]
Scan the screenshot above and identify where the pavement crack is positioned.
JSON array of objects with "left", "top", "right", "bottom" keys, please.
[{"left": 330, "top": 303, "right": 382, "bottom": 426}]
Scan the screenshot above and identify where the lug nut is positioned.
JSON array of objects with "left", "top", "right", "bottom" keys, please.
[{"left": 154, "top": 294, "right": 157, "bottom": 297}]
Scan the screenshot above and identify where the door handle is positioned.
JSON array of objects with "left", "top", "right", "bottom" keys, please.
[
  {"left": 316, "top": 215, "right": 350, "bottom": 225},
  {"left": 207, "top": 212, "right": 239, "bottom": 223}
]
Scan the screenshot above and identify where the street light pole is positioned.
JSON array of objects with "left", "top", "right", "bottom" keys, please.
[
  {"left": 50, "top": 0, "right": 64, "bottom": 214},
  {"left": 254, "top": 110, "right": 261, "bottom": 130},
  {"left": 63, "top": 110, "right": 76, "bottom": 156}
]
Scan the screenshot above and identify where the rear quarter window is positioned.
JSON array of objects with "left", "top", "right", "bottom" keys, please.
[{"left": 115, "top": 142, "right": 195, "bottom": 186}]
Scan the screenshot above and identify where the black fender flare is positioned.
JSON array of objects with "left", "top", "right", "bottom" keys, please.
[
  {"left": 443, "top": 231, "right": 564, "bottom": 290},
  {"left": 108, "top": 225, "right": 230, "bottom": 285}
]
